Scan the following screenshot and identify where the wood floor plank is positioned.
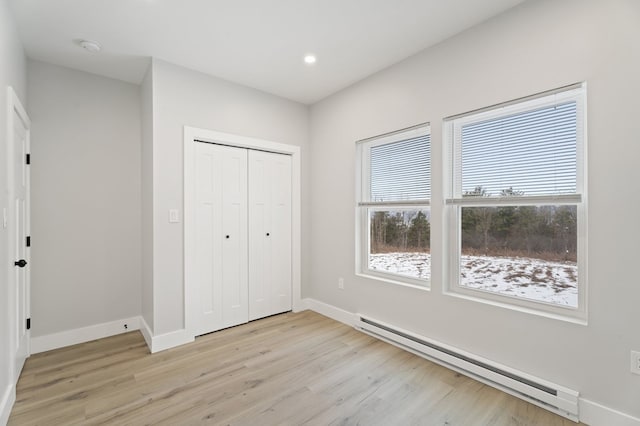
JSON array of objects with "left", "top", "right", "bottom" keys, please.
[{"left": 9, "top": 311, "right": 584, "bottom": 426}]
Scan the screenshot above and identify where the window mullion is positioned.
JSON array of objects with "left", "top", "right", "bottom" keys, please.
[
  {"left": 445, "top": 194, "right": 581, "bottom": 207},
  {"left": 359, "top": 200, "right": 430, "bottom": 208}
]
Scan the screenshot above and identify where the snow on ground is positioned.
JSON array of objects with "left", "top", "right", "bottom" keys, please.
[
  {"left": 369, "top": 252, "right": 432, "bottom": 281},
  {"left": 369, "top": 252, "right": 577, "bottom": 307}
]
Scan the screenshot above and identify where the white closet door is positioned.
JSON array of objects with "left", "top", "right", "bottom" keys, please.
[
  {"left": 248, "top": 150, "right": 292, "bottom": 321},
  {"left": 194, "top": 142, "right": 248, "bottom": 335}
]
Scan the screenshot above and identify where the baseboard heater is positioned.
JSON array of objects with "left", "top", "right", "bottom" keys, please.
[{"left": 356, "top": 316, "right": 579, "bottom": 422}]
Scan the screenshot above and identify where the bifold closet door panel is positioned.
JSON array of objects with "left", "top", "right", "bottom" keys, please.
[
  {"left": 195, "top": 142, "right": 249, "bottom": 335},
  {"left": 270, "top": 154, "right": 292, "bottom": 315},
  {"left": 248, "top": 150, "right": 292, "bottom": 321}
]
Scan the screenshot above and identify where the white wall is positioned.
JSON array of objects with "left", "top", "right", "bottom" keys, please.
[
  {"left": 309, "top": 0, "right": 640, "bottom": 419},
  {"left": 140, "top": 64, "right": 154, "bottom": 333},
  {"left": 0, "top": 0, "right": 26, "bottom": 421},
  {"left": 150, "top": 59, "right": 309, "bottom": 335},
  {"left": 27, "top": 60, "right": 142, "bottom": 337}
]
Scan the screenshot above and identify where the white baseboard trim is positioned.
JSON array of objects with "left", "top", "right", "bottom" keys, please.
[
  {"left": 293, "top": 297, "right": 310, "bottom": 312},
  {"left": 139, "top": 316, "right": 153, "bottom": 352},
  {"left": 149, "top": 328, "right": 194, "bottom": 353},
  {"left": 292, "top": 297, "right": 308, "bottom": 313},
  {"left": 137, "top": 316, "right": 194, "bottom": 353},
  {"left": 579, "top": 398, "right": 640, "bottom": 426},
  {"left": 29, "top": 314, "right": 195, "bottom": 355},
  {"left": 301, "top": 298, "right": 358, "bottom": 327},
  {"left": 302, "top": 297, "right": 640, "bottom": 426},
  {"left": 30, "top": 316, "right": 141, "bottom": 354},
  {"left": 0, "top": 383, "right": 16, "bottom": 426}
]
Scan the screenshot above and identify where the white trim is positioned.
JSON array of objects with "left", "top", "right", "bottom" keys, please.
[
  {"left": 29, "top": 316, "right": 196, "bottom": 355},
  {"left": 446, "top": 83, "right": 585, "bottom": 129},
  {"left": 444, "top": 83, "right": 585, "bottom": 122},
  {"left": 301, "top": 298, "right": 358, "bottom": 327},
  {"left": 445, "top": 194, "right": 582, "bottom": 206},
  {"left": 183, "top": 126, "right": 302, "bottom": 340},
  {"left": 139, "top": 316, "right": 153, "bottom": 351},
  {"left": 443, "top": 290, "right": 587, "bottom": 325},
  {"left": 356, "top": 122, "right": 430, "bottom": 146},
  {"left": 293, "top": 298, "right": 310, "bottom": 313},
  {"left": 138, "top": 316, "right": 193, "bottom": 354},
  {"left": 302, "top": 298, "right": 640, "bottom": 425},
  {"left": 355, "top": 272, "right": 430, "bottom": 292},
  {"left": 0, "top": 382, "right": 16, "bottom": 426},
  {"left": 30, "top": 316, "right": 141, "bottom": 354},
  {"left": 579, "top": 399, "right": 640, "bottom": 426},
  {"left": 147, "top": 328, "right": 194, "bottom": 353},
  {"left": 7, "top": 86, "right": 30, "bottom": 129},
  {"left": 358, "top": 199, "right": 430, "bottom": 207}
]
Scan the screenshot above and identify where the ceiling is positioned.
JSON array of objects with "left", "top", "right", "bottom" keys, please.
[{"left": 9, "top": 0, "right": 525, "bottom": 105}]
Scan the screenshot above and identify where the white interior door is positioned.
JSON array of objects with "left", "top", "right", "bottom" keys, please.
[
  {"left": 248, "top": 150, "right": 292, "bottom": 321},
  {"left": 8, "top": 88, "right": 30, "bottom": 380},
  {"left": 194, "top": 142, "right": 248, "bottom": 335}
]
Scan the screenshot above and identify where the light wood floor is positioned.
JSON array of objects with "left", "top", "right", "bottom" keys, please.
[{"left": 10, "top": 311, "right": 584, "bottom": 425}]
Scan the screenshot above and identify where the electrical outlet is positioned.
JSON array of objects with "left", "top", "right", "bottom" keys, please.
[
  {"left": 124, "top": 323, "right": 128, "bottom": 330},
  {"left": 632, "top": 351, "right": 640, "bottom": 375},
  {"left": 338, "top": 277, "right": 344, "bottom": 290}
]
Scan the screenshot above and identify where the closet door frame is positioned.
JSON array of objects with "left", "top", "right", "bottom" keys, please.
[{"left": 184, "top": 126, "right": 302, "bottom": 339}]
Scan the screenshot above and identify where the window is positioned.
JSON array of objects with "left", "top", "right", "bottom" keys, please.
[
  {"left": 356, "top": 124, "right": 431, "bottom": 287},
  {"left": 445, "top": 84, "right": 586, "bottom": 317}
]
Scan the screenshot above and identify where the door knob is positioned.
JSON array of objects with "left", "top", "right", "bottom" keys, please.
[
  {"left": 266, "top": 233, "right": 270, "bottom": 236},
  {"left": 226, "top": 235, "right": 230, "bottom": 239},
  {"left": 14, "top": 259, "right": 27, "bottom": 268}
]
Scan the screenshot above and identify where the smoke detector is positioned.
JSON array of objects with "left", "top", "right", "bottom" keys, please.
[{"left": 79, "top": 40, "right": 102, "bottom": 53}]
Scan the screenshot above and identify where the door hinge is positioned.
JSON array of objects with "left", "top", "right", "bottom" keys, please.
[
  {"left": 26, "top": 236, "right": 31, "bottom": 247},
  {"left": 26, "top": 153, "right": 30, "bottom": 165},
  {"left": 26, "top": 318, "right": 31, "bottom": 330}
]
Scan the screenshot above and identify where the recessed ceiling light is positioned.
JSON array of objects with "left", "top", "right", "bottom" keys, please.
[
  {"left": 303, "top": 54, "right": 317, "bottom": 65},
  {"left": 78, "top": 39, "right": 102, "bottom": 53}
]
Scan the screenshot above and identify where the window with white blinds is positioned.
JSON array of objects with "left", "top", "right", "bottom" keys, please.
[
  {"left": 449, "top": 84, "right": 585, "bottom": 203},
  {"left": 357, "top": 124, "right": 431, "bottom": 288},
  {"left": 445, "top": 83, "right": 587, "bottom": 319},
  {"left": 370, "top": 134, "right": 431, "bottom": 201},
  {"left": 460, "top": 102, "right": 577, "bottom": 197}
]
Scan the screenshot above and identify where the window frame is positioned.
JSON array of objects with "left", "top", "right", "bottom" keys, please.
[
  {"left": 444, "top": 84, "right": 588, "bottom": 321},
  {"left": 356, "top": 123, "right": 431, "bottom": 289}
]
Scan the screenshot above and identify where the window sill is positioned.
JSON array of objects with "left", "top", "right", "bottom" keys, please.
[
  {"left": 443, "top": 288, "right": 587, "bottom": 325},
  {"left": 356, "top": 272, "right": 431, "bottom": 292}
]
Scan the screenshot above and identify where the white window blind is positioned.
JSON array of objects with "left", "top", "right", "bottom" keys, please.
[
  {"left": 459, "top": 102, "right": 577, "bottom": 197},
  {"left": 370, "top": 134, "right": 431, "bottom": 202}
]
